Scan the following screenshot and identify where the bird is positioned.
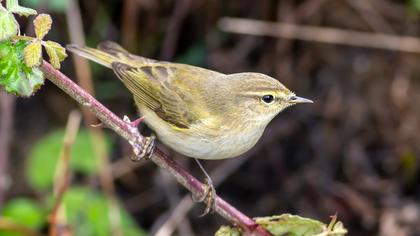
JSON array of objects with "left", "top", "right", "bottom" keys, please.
[{"left": 67, "top": 41, "right": 313, "bottom": 213}]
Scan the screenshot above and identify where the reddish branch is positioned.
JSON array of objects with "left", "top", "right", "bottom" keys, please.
[{"left": 41, "top": 61, "right": 272, "bottom": 236}]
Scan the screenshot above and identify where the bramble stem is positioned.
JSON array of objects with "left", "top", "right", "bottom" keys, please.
[{"left": 41, "top": 61, "right": 271, "bottom": 236}]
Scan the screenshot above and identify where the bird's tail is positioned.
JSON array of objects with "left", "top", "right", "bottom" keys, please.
[{"left": 66, "top": 44, "right": 116, "bottom": 68}]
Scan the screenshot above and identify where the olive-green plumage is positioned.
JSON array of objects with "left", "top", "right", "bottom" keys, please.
[{"left": 67, "top": 41, "right": 312, "bottom": 160}]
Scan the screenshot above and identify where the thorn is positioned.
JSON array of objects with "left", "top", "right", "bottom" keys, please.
[
  {"left": 91, "top": 122, "right": 104, "bottom": 128},
  {"left": 131, "top": 117, "right": 145, "bottom": 127}
]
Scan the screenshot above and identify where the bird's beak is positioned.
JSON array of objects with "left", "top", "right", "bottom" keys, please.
[{"left": 289, "top": 95, "right": 313, "bottom": 104}]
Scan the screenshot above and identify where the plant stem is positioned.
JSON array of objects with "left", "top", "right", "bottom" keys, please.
[{"left": 41, "top": 61, "right": 272, "bottom": 236}]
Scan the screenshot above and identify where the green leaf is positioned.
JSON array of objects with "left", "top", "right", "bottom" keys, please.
[
  {"left": 6, "top": 0, "right": 37, "bottom": 16},
  {"left": 26, "top": 129, "right": 111, "bottom": 190},
  {"left": 0, "top": 40, "right": 45, "bottom": 96},
  {"left": 0, "top": 10, "right": 19, "bottom": 40},
  {"left": 1, "top": 198, "right": 45, "bottom": 229},
  {"left": 8, "top": 5, "right": 37, "bottom": 16},
  {"left": 23, "top": 40, "right": 41, "bottom": 67},
  {"left": 59, "top": 187, "right": 146, "bottom": 236},
  {"left": 255, "top": 214, "right": 347, "bottom": 236},
  {"left": 33, "top": 13, "right": 51, "bottom": 39},
  {"left": 215, "top": 226, "right": 241, "bottom": 236},
  {"left": 44, "top": 40, "right": 67, "bottom": 69}
]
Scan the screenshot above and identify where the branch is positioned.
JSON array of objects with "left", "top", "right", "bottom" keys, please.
[
  {"left": 218, "top": 17, "right": 420, "bottom": 53},
  {"left": 41, "top": 61, "right": 272, "bottom": 236}
]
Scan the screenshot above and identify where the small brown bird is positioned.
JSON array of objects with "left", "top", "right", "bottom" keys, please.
[{"left": 67, "top": 41, "right": 313, "bottom": 213}]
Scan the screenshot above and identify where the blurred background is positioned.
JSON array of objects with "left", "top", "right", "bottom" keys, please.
[{"left": 1, "top": 0, "right": 420, "bottom": 235}]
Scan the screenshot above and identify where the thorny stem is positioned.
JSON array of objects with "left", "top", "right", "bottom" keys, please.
[{"left": 41, "top": 61, "right": 272, "bottom": 236}]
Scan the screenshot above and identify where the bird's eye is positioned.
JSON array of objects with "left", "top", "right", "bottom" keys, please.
[{"left": 262, "top": 94, "right": 274, "bottom": 104}]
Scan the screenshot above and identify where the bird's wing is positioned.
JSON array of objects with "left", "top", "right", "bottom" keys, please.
[{"left": 112, "top": 62, "right": 202, "bottom": 129}]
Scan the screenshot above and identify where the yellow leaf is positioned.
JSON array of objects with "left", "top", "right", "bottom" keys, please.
[
  {"left": 24, "top": 41, "right": 42, "bottom": 67},
  {"left": 45, "top": 41, "right": 67, "bottom": 61},
  {"left": 44, "top": 41, "right": 67, "bottom": 69},
  {"left": 33, "top": 14, "right": 52, "bottom": 40}
]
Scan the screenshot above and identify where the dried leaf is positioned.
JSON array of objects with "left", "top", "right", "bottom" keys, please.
[
  {"left": 24, "top": 40, "right": 42, "bottom": 67},
  {"left": 33, "top": 14, "right": 51, "bottom": 39}
]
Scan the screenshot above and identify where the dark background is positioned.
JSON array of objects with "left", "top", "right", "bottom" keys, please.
[{"left": 1, "top": 0, "right": 420, "bottom": 235}]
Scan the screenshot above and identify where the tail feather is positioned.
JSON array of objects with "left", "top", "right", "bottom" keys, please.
[{"left": 66, "top": 45, "right": 116, "bottom": 68}]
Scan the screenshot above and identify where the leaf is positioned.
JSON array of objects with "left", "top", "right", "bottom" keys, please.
[
  {"left": 58, "top": 187, "right": 147, "bottom": 236},
  {"left": 33, "top": 13, "right": 51, "bottom": 39},
  {"left": 255, "top": 214, "right": 347, "bottom": 236},
  {"left": 0, "top": 10, "right": 19, "bottom": 40},
  {"left": 8, "top": 5, "right": 37, "bottom": 16},
  {"left": 215, "top": 226, "right": 241, "bottom": 236},
  {"left": 0, "top": 40, "right": 45, "bottom": 96},
  {"left": 44, "top": 40, "right": 67, "bottom": 69},
  {"left": 1, "top": 198, "right": 45, "bottom": 229},
  {"left": 23, "top": 40, "right": 41, "bottom": 67},
  {"left": 26, "top": 129, "right": 111, "bottom": 190},
  {"left": 5, "top": 0, "right": 19, "bottom": 9},
  {"left": 6, "top": 0, "right": 37, "bottom": 16}
]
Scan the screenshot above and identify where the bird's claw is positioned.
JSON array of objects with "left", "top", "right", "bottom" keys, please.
[
  {"left": 192, "top": 177, "right": 216, "bottom": 216},
  {"left": 123, "top": 116, "right": 155, "bottom": 161},
  {"left": 130, "top": 134, "right": 155, "bottom": 161}
]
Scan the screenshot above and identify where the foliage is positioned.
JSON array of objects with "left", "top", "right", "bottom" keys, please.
[
  {"left": 216, "top": 214, "right": 347, "bottom": 236},
  {"left": 26, "top": 129, "right": 110, "bottom": 190},
  {"left": 0, "top": 0, "right": 66, "bottom": 97},
  {"left": 0, "top": 0, "right": 37, "bottom": 40},
  {"left": 0, "top": 40, "right": 44, "bottom": 96}
]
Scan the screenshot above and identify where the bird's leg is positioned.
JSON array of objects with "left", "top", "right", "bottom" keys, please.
[
  {"left": 123, "top": 116, "right": 155, "bottom": 161},
  {"left": 192, "top": 158, "right": 216, "bottom": 216}
]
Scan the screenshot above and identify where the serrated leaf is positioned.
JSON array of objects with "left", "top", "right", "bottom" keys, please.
[
  {"left": 0, "top": 40, "right": 45, "bottom": 97},
  {"left": 44, "top": 42, "right": 59, "bottom": 69},
  {"left": 255, "top": 214, "right": 347, "bottom": 236},
  {"left": 44, "top": 40, "right": 67, "bottom": 68},
  {"left": 33, "top": 13, "right": 51, "bottom": 39},
  {"left": 23, "top": 40, "right": 41, "bottom": 67},
  {"left": 0, "top": 10, "right": 19, "bottom": 40}
]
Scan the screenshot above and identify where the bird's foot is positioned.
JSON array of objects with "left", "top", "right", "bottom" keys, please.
[
  {"left": 130, "top": 134, "right": 156, "bottom": 161},
  {"left": 123, "top": 116, "right": 155, "bottom": 161},
  {"left": 193, "top": 176, "right": 217, "bottom": 216}
]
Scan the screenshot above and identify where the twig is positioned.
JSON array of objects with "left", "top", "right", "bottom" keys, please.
[
  {"left": 65, "top": 1, "right": 123, "bottom": 235},
  {"left": 49, "top": 110, "right": 81, "bottom": 236},
  {"left": 41, "top": 61, "right": 272, "bottom": 236},
  {"left": 0, "top": 91, "right": 15, "bottom": 208},
  {"left": 218, "top": 17, "right": 420, "bottom": 53}
]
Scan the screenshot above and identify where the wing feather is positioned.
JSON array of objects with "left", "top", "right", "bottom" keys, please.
[{"left": 112, "top": 62, "right": 197, "bottom": 129}]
